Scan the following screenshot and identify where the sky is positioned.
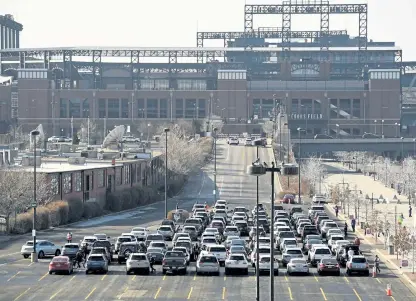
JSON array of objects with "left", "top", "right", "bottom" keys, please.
[{"left": 2, "top": 0, "right": 416, "bottom": 60}]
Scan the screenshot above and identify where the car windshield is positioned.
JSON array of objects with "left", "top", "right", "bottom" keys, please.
[
  {"left": 352, "top": 257, "right": 367, "bottom": 263},
  {"left": 131, "top": 255, "right": 146, "bottom": 260},
  {"left": 118, "top": 237, "right": 131, "bottom": 242},
  {"left": 230, "top": 255, "right": 245, "bottom": 260},
  {"left": 84, "top": 238, "right": 96, "bottom": 243},
  {"left": 200, "top": 256, "right": 217, "bottom": 263},
  {"left": 322, "top": 259, "right": 338, "bottom": 264},
  {"left": 230, "top": 246, "right": 245, "bottom": 252},
  {"left": 258, "top": 248, "right": 270, "bottom": 253},
  {"left": 210, "top": 247, "right": 226, "bottom": 252},
  {"left": 65, "top": 244, "right": 79, "bottom": 249},
  {"left": 286, "top": 249, "right": 302, "bottom": 255},
  {"left": 151, "top": 243, "right": 165, "bottom": 248},
  {"left": 225, "top": 227, "right": 238, "bottom": 231},
  {"left": 88, "top": 256, "right": 104, "bottom": 262}
]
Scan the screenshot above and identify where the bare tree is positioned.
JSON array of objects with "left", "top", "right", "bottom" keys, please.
[
  {"left": 77, "top": 119, "right": 98, "bottom": 144},
  {"left": 302, "top": 157, "right": 326, "bottom": 195},
  {"left": 0, "top": 170, "right": 51, "bottom": 232},
  {"left": 400, "top": 158, "right": 416, "bottom": 200},
  {"left": 393, "top": 225, "right": 412, "bottom": 259}
]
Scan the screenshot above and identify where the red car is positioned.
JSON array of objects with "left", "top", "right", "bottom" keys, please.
[
  {"left": 49, "top": 256, "right": 73, "bottom": 275},
  {"left": 282, "top": 194, "right": 296, "bottom": 204}
]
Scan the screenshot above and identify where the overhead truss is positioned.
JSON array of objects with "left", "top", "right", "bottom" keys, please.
[{"left": 244, "top": 2, "right": 368, "bottom": 61}]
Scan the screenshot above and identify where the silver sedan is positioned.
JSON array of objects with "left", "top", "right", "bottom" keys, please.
[{"left": 287, "top": 258, "right": 309, "bottom": 275}]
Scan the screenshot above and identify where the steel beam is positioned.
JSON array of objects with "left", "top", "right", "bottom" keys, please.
[
  {"left": 320, "top": 1, "right": 330, "bottom": 58},
  {"left": 282, "top": 1, "right": 292, "bottom": 59},
  {"left": 92, "top": 50, "right": 102, "bottom": 89},
  {"left": 43, "top": 51, "right": 50, "bottom": 70},
  {"left": 197, "top": 32, "right": 203, "bottom": 63},
  {"left": 63, "top": 50, "right": 72, "bottom": 89},
  {"left": 358, "top": 7, "right": 368, "bottom": 63}
]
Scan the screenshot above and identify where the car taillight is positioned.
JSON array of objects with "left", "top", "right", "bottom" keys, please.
[
  {"left": 366, "top": 263, "right": 369, "bottom": 268},
  {"left": 162, "top": 260, "right": 166, "bottom": 265},
  {"left": 319, "top": 263, "right": 325, "bottom": 268},
  {"left": 308, "top": 244, "right": 311, "bottom": 248},
  {"left": 336, "top": 264, "right": 340, "bottom": 268}
]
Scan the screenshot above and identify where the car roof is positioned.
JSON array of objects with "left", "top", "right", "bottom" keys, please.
[
  {"left": 313, "top": 245, "right": 330, "bottom": 249},
  {"left": 228, "top": 253, "right": 246, "bottom": 257},
  {"left": 83, "top": 236, "right": 97, "bottom": 239},
  {"left": 284, "top": 247, "right": 302, "bottom": 252}
]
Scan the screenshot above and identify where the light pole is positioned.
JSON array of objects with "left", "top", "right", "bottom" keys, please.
[
  {"left": 401, "top": 137, "right": 404, "bottom": 160},
  {"left": 164, "top": 128, "right": 170, "bottom": 218},
  {"left": 381, "top": 119, "right": 385, "bottom": 138},
  {"left": 213, "top": 127, "right": 218, "bottom": 203},
  {"left": 147, "top": 123, "right": 151, "bottom": 141},
  {"left": 413, "top": 138, "right": 416, "bottom": 157},
  {"left": 297, "top": 127, "right": 305, "bottom": 204},
  {"left": 169, "top": 89, "right": 173, "bottom": 122},
  {"left": 335, "top": 124, "right": 339, "bottom": 138},
  {"left": 395, "top": 122, "right": 399, "bottom": 137},
  {"left": 255, "top": 145, "right": 260, "bottom": 301},
  {"left": 247, "top": 157, "right": 282, "bottom": 301},
  {"left": 374, "top": 120, "right": 377, "bottom": 135},
  {"left": 31, "top": 130, "right": 40, "bottom": 263}
]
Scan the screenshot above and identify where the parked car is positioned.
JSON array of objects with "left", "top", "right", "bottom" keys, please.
[
  {"left": 126, "top": 253, "right": 150, "bottom": 275},
  {"left": 346, "top": 255, "right": 370, "bottom": 276},
  {"left": 21, "top": 240, "right": 61, "bottom": 259},
  {"left": 48, "top": 256, "right": 73, "bottom": 275},
  {"left": 162, "top": 251, "right": 188, "bottom": 275},
  {"left": 85, "top": 254, "right": 108, "bottom": 274},
  {"left": 317, "top": 258, "right": 340, "bottom": 276},
  {"left": 61, "top": 243, "right": 79, "bottom": 260}
]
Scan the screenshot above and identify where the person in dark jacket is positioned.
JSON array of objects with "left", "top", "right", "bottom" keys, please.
[
  {"left": 75, "top": 250, "right": 84, "bottom": 268},
  {"left": 149, "top": 256, "right": 156, "bottom": 273}
]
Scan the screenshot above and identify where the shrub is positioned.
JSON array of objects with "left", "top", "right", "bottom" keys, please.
[
  {"left": 277, "top": 174, "right": 310, "bottom": 197},
  {"left": 167, "top": 210, "right": 189, "bottom": 221},
  {"left": 120, "top": 191, "right": 134, "bottom": 210},
  {"left": 46, "top": 201, "right": 69, "bottom": 227},
  {"left": 105, "top": 191, "right": 123, "bottom": 212},
  {"left": 83, "top": 201, "right": 103, "bottom": 219},
  {"left": 67, "top": 198, "right": 84, "bottom": 222},
  {"left": 13, "top": 212, "right": 32, "bottom": 234}
]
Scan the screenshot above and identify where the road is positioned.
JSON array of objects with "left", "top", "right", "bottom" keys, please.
[{"left": 0, "top": 142, "right": 415, "bottom": 300}]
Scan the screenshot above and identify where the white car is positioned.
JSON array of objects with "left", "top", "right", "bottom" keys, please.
[
  {"left": 287, "top": 258, "right": 309, "bottom": 275},
  {"left": 280, "top": 238, "right": 297, "bottom": 252},
  {"left": 251, "top": 246, "right": 271, "bottom": 267},
  {"left": 228, "top": 137, "right": 239, "bottom": 145},
  {"left": 81, "top": 236, "right": 98, "bottom": 251},
  {"left": 328, "top": 235, "right": 346, "bottom": 249},
  {"left": 201, "top": 237, "right": 218, "bottom": 250},
  {"left": 224, "top": 236, "right": 240, "bottom": 249},
  {"left": 21, "top": 240, "right": 61, "bottom": 259},
  {"left": 332, "top": 240, "right": 350, "bottom": 254},
  {"left": 257, "top": 254, "right": 279, "bottom": 275},
  {"left": 207, "top": 245, "right": 227, "bottom": 266},
  {"left": 256, "top": 237, "right": 271, "bottom": 246},
  {"left": 157, "top": 225, "right": 174, "bottom": 240},
  {"left": 224, "top": 226, "right": 240, "bottom": 238},
  {"left": 215, "top": 200, "right": 227, "bottom": 207},
  {"left": 232, "top": 212, "right": 247, "bottom": 219},
  {"left": 131, "top": 227, "right": 148, "bottom": 240},
  {"left": 93, "top": 233, "right": 109, "bottom": 241},
  {"left": 126, "top": 253, "right": 150, "bottom": 275},
  {"left": 172, "top": 247, "right": 191, "bottom": 264},
  {"left": 244, "top": 138, "right": 252, "bottom": 146},
  {"left": 308, "top": 245, "right": 332, "bottom": 266},
  {"left": 281, "top": 247, "right": 303, "bottom": 265},
  {"left": 327, "top": 229, "right": 344, "bottom": 241},
  {"left": 148, "top": 241, "right": 168, "bottom": 254},
  {"left": 121, "top": 233, "right": 138, "bottom": 242},
  {"left": 225, "top": 253, "right": 249, "bottom": 275},
  {"left": 204, "top": 228, "right": 220, "bottom": 236}
]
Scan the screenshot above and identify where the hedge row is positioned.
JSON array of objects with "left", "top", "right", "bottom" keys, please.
[
  {"left": 10, "top": 177, "right": 187, "bottom": 234},
  {"left": 277, "top": 174, "right": 310, "bottom": 199}
]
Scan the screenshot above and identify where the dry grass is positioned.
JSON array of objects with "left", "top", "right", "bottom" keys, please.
[{"left": 277, "top": 174, "right": 310, "bottom": 198}]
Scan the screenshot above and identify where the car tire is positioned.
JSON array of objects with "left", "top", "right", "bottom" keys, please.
[
  {"left": 49, "top": 271, "right": 52, "bottom": 275},
  {"left": 287, "top": 271, "right": 291, "bottom": 276},
  {"left": 336, "top": 271, "right": 341, "bottom": 276},
  {"left": 317, "top": 271, "right": 321, "bottom": 276},
  {"left": 126, "top": 270, "right": 130, "bottom": 275},
  {"left": 215, "top": 272, "right": 220, "bottom": 276},
  {"left": 55, "top": 250, "right": 61, "bottom": 256},
  {"left": 162, "top": 269, "right": 166, "bottom": 275},
  {"left": 38, "top": 251, "right": 44, "bottom": 259},
  {"left": 225, "top": 268, "right": 229, "bottom": 275},
  {"left": 23, "top": 255, "right": 29, "bottom": 259},
  {"left": 145, "top": 269, "right": 150, "bottom": 275},
  {"left": 86, "top": 270, "right": 89, "bottom": 274},
  {"left": 245, "top": 269, "right": 249, "bottom": 275},
  {"left": 346, "top": 269, "right": 351, "bottom": 275},
  {"left": 365, "top": 271, "right": 370, "bottom": 276}
]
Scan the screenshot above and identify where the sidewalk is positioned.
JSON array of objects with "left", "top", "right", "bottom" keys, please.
[
  {"left": 324, "top": 162, "right": 414, "bottom": 229},
  {"left": 325, "top": 204, "right": 416, "bottom": 292}
]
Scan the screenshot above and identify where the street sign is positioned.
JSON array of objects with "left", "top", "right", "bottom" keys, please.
[
  {"left": 32, "top": 230, "right": 36, "bottom": 237},
  {"left": 31, "top": 202, "right": 37, "bottom": 208},
  {"left": 400, "top": 259, "right": 409, "bottom": 267},
  {"left": 212, "top": 190, "right": 216, "bottom": 195}
]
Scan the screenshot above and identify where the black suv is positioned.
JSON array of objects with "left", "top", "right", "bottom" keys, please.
[
  {"left": 92, "top": 240, "right": 114, "bottom": 261},
  {"left": 118, "top": 242, "right": 140, "bottom": 264}
]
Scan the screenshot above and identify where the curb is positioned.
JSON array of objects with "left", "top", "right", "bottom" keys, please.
[{"left": 324, "top": 204, "right": 416, "bottom": 292}]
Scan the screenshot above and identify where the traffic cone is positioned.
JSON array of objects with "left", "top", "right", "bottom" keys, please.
[{"left": 386, "top": 286, "right": 392, "bottom": 296}]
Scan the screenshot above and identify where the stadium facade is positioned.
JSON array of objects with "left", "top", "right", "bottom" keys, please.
[{"left": 1, "top": 2, "right": 416, "bottom": 138}]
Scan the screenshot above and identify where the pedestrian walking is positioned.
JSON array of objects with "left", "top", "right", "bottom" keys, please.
[
  {"left": 66, "top": 232, "right": 72, "bottom": 243},
  {"left": 344, "top": 222, "right": 348, "bottom": 238},
  {"left": 75, "top": 250, "right": 84, "bottom": 268},
  {"left": 149, "top": 256, "right": 156, "bottom": 273},
  {"left": 409, "top": 206, "right": 412, "bottom": 218},
  {"left": 351, "top": 218, "right": 356, "bottom": 232},
  {"left": 375, "top": 255, "right": 381, "bottom": 274},
  {"left": 335, "top": 206, "right": 339, "bottom": 217}
]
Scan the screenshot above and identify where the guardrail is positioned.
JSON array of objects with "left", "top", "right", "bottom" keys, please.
[{"left": 291, "top": 138, "right": 416, "bottom": 144}]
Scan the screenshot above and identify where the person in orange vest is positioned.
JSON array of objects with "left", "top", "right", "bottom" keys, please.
[{"left": 67, "top": 232, "right": 72, "bottom": 243}]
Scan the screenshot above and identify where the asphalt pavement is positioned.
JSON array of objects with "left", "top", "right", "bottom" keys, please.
[{"left": 0, "top": 142, "right": 415, "bottom": 300}]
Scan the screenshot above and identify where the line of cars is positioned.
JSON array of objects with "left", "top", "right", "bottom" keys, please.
[{"left": 227, "top": 136, "right": 267, "bottom": 147}]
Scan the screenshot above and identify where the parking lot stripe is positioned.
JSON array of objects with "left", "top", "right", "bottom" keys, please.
[
  {"left": 49, "top": 288, "right": 62, "bottom": 300},
  {"left": 38, "top": 272, "right": 48, "bottom": 282},
  {"left": 193, "top": 274, "right": 197, "bottom": 280},
  {"left": 320, "top": 288, "right": 327, "bottom": 301},
  {"left": 13, "top": 287, "right": 30, "bottom": 301},
  {"left": 224, "top": 276, "right": 227, "bottom": 281},
  {"left": 288, "top": 287, "right": 293, "bottom": 300},
  {"left": 154, "top": 287, "right": 162, "bottom": 299},
  {"left": 132, "top": 275, "right": 136, "bottom": 281},
  {"left": 353, "top": 289, "right": 362, "bottom": 301},
  {"left": 314, "top": 274, "right": 319, "bottom": 282},
  {"left": 285, "top": 275, "right": 288, "bottom": 282},
  {"left": 85, "top": 287, "right": 96, "bottom": 300},
  {"left": 118, "top": 287, "right": 128, "bottom": 300},
  {"left": 391, "top": 297, "right": 397, "bottom": 301},
  {"left": 344, "top": 276, "right": 350, "bottom": 283},
  {"left": 7, "top": 271, "right": 20, "bottom": 282},
  {"left": 69, "top": 275, "right": 75, "bottom": 282},
  {"left": 187, "top": 287, "right": 193, "bottom": 300},
  {"left": 376, "top": 278, "right": 381, "bottom": 283},
  {"left": 222, "top": 287, "right": 226, "bottom": 300},
  {"left": 163, "top": 275, "right": 166, "bottom": 280},
  {"left": 101, "top": 274, "right": 107, "bottom": 281}
]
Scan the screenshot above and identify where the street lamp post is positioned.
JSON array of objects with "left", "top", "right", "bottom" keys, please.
[
  {"left": 255, "top": 145, "right": 260, "bottom": 301},
  {"left": 31, "top": 130, "right": 40, "bottom": 263},
  {"left": 374, "top": 120, "right": 377, "bottom": 135},
  {"left": 401, "top": 137, "right": 404, "bottom": 160},
  {"left": 395, "top": 122, "right": 399, "bottom": 137},
  {"left": 164, "top": 128, "right": 170, "bottom": 218},
  {"left": 381, "top": 119, "right": 385, "bottom": 138},
  {"left": 297, "top": 127, "right": 305, "bottom": 204},
  {"left": 169, "top": 90, "right": 173, "bottom": 122},
  {"left": 335, "top": 124, "right": 339, "bottom": 139},
  {"left": 213, "top": 127, "right": 218, "bottom": 203},
  {"left": 247, "top": 157, "right": 282, "bottom": 301}
]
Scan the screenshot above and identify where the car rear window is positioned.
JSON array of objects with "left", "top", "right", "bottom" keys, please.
[
  {"left": 212, "top": 222, "right": 223, "bottom": 227},
  {"left": 131, "top": 255, "right": 146, "bottom": 260},
  {"left": 260, "top": 257, "right": 271, "bottom": 263},
  {"left": 88, "top": 256, "right": 104, "bottom": 261},
  {"left": 291, "top": 259, "right": 306, "bottom": 264},
  {"left": 325, "top": 223, "right": 338, "bottom": 227},
  {"left": 315, "top": 248, "right": 331, "bottom": 254},
  {"left": 165, "top": 252, "right": 184, "bottom": 257},
  {"left": 92, "top": 248, "right": 105, "bottom": 254},
  {"left": 118, "top": 237, "right": 131, "bottom": 242},
  {"left": 322, "top": 259, "right": 338, "bottom": 264},
  {"left": 226, "top": 227, "right": 238, "bottom": 231},
  {"left": 175, "top": 242, "right": 191, "bottom": 248},
  {"left": 203, "top": 238, "right": 217, "bottom": 244},
  {"left": 65, "top": 244, "right": 79, "bottom": 249},
  {"left": 312, "top": 206, "right": 324, "bottom": 211},
  {"left": 147, "top": 235, "right": 163, "bottom": 241},
  {"left": 352, "top": 257, "right": 367, "bottom": 263},
  {"left": 230, "top": 246, "right": 245, "bottom": 252},
  {"left": 159, "top": 226, "right": 172, "bottom": 231},
  {"left": 287, "top": 249, "right": 302, "bottom": 255},
  {"left": 259, "top": 238, "right": 271, "bottom": 244},
  {"left": 309, "top": 239, "right": 323, "bottom": 245},
  {"left": 201, "top": 256, "right": 217, "bottom": 263},
  {"left": 284, "top": 240, "right": 297, "bottom": 245},
  {"left": 210, "top": 246, "right": 226, "bottom": 252},
  {"left": 184, "top": 226, "right": 196, "bottom": 231},
  {"left": 52, "top": 257, "right": 69, "bottom": 262},
  {"left": 85, "top": 238, "right": 96, "bottom": 243},
  {"left": 280, "top": 232, "right": 295, "bottom": 238},
  {"left": 230, "top": 255, "right": 245, "bottom": 261},
  {"left": 258, "top": 248, "right": 270, "bottom": 253}
]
